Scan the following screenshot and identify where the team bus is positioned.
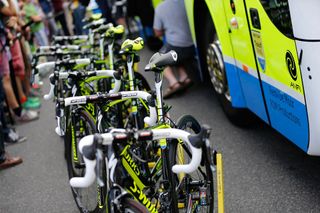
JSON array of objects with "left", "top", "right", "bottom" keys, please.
[{"left": 182, "top": 0, "right": 320, "bottom": 155}]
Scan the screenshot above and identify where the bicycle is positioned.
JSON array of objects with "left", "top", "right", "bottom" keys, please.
[
  {"left": 69, "top": 126, "right": 211, "bottom": 213},
  {"left": 61, "top": 91, "right": 157, "bottom": 212}
]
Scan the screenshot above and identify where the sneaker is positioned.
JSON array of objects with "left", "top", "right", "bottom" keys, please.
[
  {"left": 32, "top": 83, "right": 41, "bottom": 90},
  {"left": 22, "top": 99, "right": 41, "bottom": 109},
  {"left": 15, "top": 109, "right": 39, "bottom": 122},
  {"left": 4, "top": 128, "right": 27, "bottom": 145},
  {"left": 0, "top": 153, "right": 23, "bottom": 170},
  {"left": 55, "top": 126, "right": 64, "bottom": 136},
  {"left": 27, "top": 97, "right": 40, "bottom": 103}
]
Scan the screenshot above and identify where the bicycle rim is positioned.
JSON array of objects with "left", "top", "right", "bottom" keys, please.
[
  {"left": 171, "top": 115, "right": 214, "bottom": 212},
  {"left": 65, "top": 109, "right": 105, "bottom": 213}
]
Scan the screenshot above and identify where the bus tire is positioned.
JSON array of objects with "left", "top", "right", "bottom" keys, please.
[{"left": 194, "top": 1, "right": 256, "bottom": 126}]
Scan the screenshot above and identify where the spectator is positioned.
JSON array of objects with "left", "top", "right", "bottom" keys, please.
[
  {"left": 110, "top": 0, "right": 162, "bottom": 50},
  {"left": 21, "top": 0, "right": 49, "bottom": 46},
  {"left": 153, "top": 0, "right": 195, "bottom": 99},
  {"left": 71, "top": 0, "right": 86, "bottom": 35},
  {"left": 38, "top": 0, "right": 58, "bottom": 37},
  {"left": 0, "top": 1, "right": 23, "bottom": 170},
  {"left": 51, "top": 0, "right": 70, "bottom": 36},
  {"left": 0, "top": 0, "right": 39, "bottom": 121}
]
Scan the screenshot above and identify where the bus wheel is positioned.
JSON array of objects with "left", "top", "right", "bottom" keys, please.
[
  {"left": 206, "top": 40, "right": 256, "bottom": 126},
  {"left": 207, "top": 41, "right": 230, "bottom": 100}
]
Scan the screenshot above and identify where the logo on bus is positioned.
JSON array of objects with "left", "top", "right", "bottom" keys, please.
[{"left": 286, "top": 51, "right": 297, "bottom": 81}]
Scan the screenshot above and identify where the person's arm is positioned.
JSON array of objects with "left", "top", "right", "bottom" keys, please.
[
  {"left": 154, "top": 29, "right": 163, "bottom": 37},
  {"left": 30, "top": 15, "right": 42, "bottom": 22},
  {"left": 0, "top": 0, "right": 16, "bottom": 16},
  {"left": 153, "top": 7, "right": 164, "bottom": 38},
  {"left": 7, "top": 0, "right": 17, "bottom": 16},
  {"left": 23, "top": 4, "right": 42, "bottom": 22}
]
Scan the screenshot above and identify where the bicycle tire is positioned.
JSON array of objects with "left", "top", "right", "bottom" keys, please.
[
  {"left": 65, "top": 109, "right": 105, "bottom": 213},
  {"left": 119, "top": 198, "right": 150, "bottom": 213},
  {"left": 169, "top": 115, "right": 215, "bottom": 212}
]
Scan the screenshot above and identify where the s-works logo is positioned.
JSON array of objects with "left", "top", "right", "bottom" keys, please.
[{"left": 286, "top": 51, "right": 297, "bottom": 81}]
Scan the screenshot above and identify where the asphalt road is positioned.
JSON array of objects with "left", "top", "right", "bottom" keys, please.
[{"left": 1, "top": 48, "right": 320, "bottom": 213}]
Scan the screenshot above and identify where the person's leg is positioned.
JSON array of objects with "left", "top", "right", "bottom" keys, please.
[
  {"left": 0, "top": 71, "right": 6, "bottom": 161},
  {"left": 48, "top": 15, "right": 59, "bottom": 36},
  {"left": 163, "top": 66, "right": 185, "bottom": 99},
  {"left": 0, "top": 82, "right": 23, "bottom": 169},
  {"left": 178, "top": 66, "right": 189, "bottom": 82},
  {"left": 34, "top": 29, "right": 49, "bottom": 47},
  {"left": 164, "top": 66, "right": 179, "bottom": 87},
  {"left": 2, "top": 75, "right": 20, "bottom": 110},
  {"left": 72, "top": 5, "right": 86, "bottom": 35},
  {"left": 19, "top": 39, "right": 32, "bottom": 97},
  {"left": 95, "top": 0, "right": 114, "bottom": 24},
  {"left": 0, "top": 122, "right": 6, "bottom": 164},
  {"left": 55, "top": 13, "right": 70, "bottom": 36},
  {"left": 10, "top": 40, "right": 27, "bottom": 104}
]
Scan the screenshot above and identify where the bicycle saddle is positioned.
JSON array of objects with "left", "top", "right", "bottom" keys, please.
[
  {"left": 83, "top": 19, "right": 106, "bottom": 30},
  {"left": 119, "top": 37, "right": 144, "bottom": 54},
  {"left": 144, "top": 50, "right": 178, "bottom": 72},
  {"left": 82, "top": 13, "right": 102, "bottom": 23},
  {"left": 93, "top": 23, "right": 113, "bottom": 34},
  {"left": 106, "top": 25, "right": 125, "bottom": 38}
]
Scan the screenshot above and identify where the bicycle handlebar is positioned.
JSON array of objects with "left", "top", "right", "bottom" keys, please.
[
  {"left": 64, "top": 91, "right": 157, "bottom": 126},
  {"left": 53, "top": 35, "right": 88, "bottom": 42},
  {"left": 43, "top": 70, "right": 121, "bottom": 101},
  {"left": 36, "top": 58, "right": 91, "bottom": 75},
  {"left": 69, "top": 127, "right": 208, "bottom": 188},
  {"left": 38, "top": 45, "right": 81, "bottom": 52}
]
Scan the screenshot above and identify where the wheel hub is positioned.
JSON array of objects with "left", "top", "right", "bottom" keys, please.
[{"left": 207, "top": 43, "right": 231, "bottom": 101}]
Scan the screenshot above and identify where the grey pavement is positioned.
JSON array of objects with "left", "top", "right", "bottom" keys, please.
[{"left": 1, "top": 48, "right": 320, "bottom": 212}]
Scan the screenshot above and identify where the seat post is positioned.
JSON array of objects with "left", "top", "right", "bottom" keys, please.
[{"left": 155, "top": 72, "right": 164, "bottom": 122}]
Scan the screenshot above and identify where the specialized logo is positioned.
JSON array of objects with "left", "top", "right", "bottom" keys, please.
[
  {"left": 130, "top": 181, "right": 158, "bottom": 213},
  {"left": 286, "top": 51, "right": 297, "bottom": 81},
  {"left": 120, "top": 145, "right": 140, "bottom": 176}
]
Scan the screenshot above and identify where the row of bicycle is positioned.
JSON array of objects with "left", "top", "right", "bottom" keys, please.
[{"left": 32, "top": 15, "right": 224, "bottom": 213}]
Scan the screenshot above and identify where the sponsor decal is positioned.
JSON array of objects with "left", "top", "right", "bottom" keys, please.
[
  {"left": 122, "top": 92, "right": 138, "bottom": 98},
  {"left": 70, "top": 97, "right": 86, "bottom": 104},
  {"left": 286, "top": 51, "right": 297, "bottom": 81},
  {"left": 252, "top": 31, "right": 266, "bottom": 72},
  {"left": 130, "top": 181, "right": 158, "bottom": 213}
]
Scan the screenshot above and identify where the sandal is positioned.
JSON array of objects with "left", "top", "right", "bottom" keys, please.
[
  {"left": 179, "top": 77, "right": 193, "bottom": 90},
  {"left": 163, "top": 82, "right": 184, "bottom": 99}
]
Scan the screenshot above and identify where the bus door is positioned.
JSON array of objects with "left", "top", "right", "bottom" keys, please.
[
  {"left": 243, "top": 0, "right": 309, "bottom": 152},
  {"left": 222, "top": 0, "right": 269, "bottom": 123}
]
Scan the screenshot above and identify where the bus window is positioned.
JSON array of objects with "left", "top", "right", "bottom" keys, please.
[{"left": 260, "top": 0, "right": 293, "bottom": 38}]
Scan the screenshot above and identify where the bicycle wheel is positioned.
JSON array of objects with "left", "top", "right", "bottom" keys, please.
[
  {"left": 134, "top": 72, "right": 151, "bottom": 91},
  {"left": 120, "top": 198, "right": 150, "bottom": 213},
  {"left": 109, "top": 71, "right": 151, "bottom": 130},
  {"left": 65, "top": 109, "right": 105, "bottom": 213},
  {"left": 169, "top": 115, "right": 215, "bottom": 212}
]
